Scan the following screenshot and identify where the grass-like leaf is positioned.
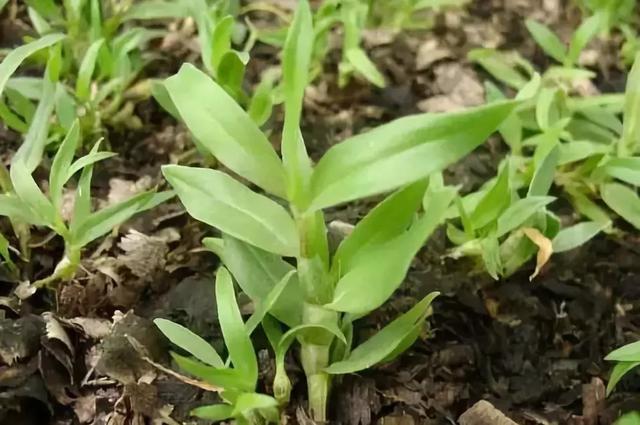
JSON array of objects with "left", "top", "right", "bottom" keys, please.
[{"left": 155, "top": 318, "right": 224, "bottom": 368}]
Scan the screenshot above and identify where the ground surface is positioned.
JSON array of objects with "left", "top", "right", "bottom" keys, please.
[{"left": 1, "top": 0, "right": 639, "bottom": 424}]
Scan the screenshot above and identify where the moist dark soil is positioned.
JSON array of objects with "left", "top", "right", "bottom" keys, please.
[{"left": 1, "top": 0, "right": 640, "bottom": 424}]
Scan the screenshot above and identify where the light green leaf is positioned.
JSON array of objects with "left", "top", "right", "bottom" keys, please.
[
  {"left": 70, "top": 141, "right": 100, "bottom": 230},
  {"left": 619, "top": 53, "right": 640, "bottom": 156},
  {"left": 123, "top": 0, "right": 191, "bottom": 20},
  {"left": 558, "top": 141, "right": 610, "bottom": 165},
  {"left": 598, "top": 157, "right": 640, "bottom": 186},
  {"left": 171, "top": 352, "right": 251, "bottom": 391},
  {"left": 55, "top": 83, "right": 76, "bottom": 131},
  {"left": 333, "top": 181, "right": 427, "bottom": 274},
  {"left": 606, "top": 340, "right": 640, "bottom": 362},
  {"left": 66, "top": 151, "right": 117, "bottom": 180},
  {"left": 601, "top": 183, "right": 640, "bottom": 229},
  {"left": 325, "top": 292, "right": 439, "bottom": 374},
  {"left": 71, "top": 191, "right": 168, "bottom": 248},
  {"left": 0, "top": 231, "right": 16, "bottom": 272},
  {"left": 191, "top": 404, "right": 234, "bottom": 421},
  {"left": 345, "top": 48, "right": 386, "bottom": 88},
  {"left": 0, "top": 194, "right": 48, "bottom": 225},
  {"left": 496, "top": 196, "right": 555, "bottom": 237},
  {"left": 49, "top": 120, "right": 81, "bottom": 210},
  {"left": 154, "top": 318, "right": 224, "bottom": 368},
  {"left": 552, "top": 221, "right": 607, "bottom": 253},
  {"left": 217, "top": 51, "right": 246, "bottom": 98},
  {"left": 326, "top": 187, "right": 455, "bottom": 314},
  {"left": 248, "top": 76, "right": 275, "bottom": 126},
  {"left": 215, "top": 267, "right": 258, "bottom": 385},
  {"left": 281, "top": 0, "right": 314, "bottom": 204},
  {"left": 210, "top": 15, "right": 234, "bottom": 74},
  {"left": 163, "top": 165, "right": 298, "bottom": 257},
  {"left": 481, "top": 233, "right": 502, "bottom": 279},
  {"left": 0, "top": 34, "right": 65, "bottom": 98},
  {"left": 615, "top": 411, "right": 640, "bottom": 425},
  {"left": 310, "top": 100, "right": 518, "bottom": 211},
  {"left": 606, "top": 361, "right": 640, "bottom": 396},
  {"left": 204, "top": 235, "right": 302, "bottom": 327},
  {"left": 76, "top": 38, "right": 105, "bottom": 102},
  {"left": 163, "top": 64, "right": 286, "bottom": 197},
  {"left": 245, "top": 270, "right": 296, "bottom": 334},
  {"left": 566, "top": 13, "right": 601, "bottom": 67},
  {"left": 470, "top": 163, "right": 511, "bottom": 229},
  {"left": 525, "top": 19, "right": 566, "bottom": 63},
  {"left": 468, "top": 49, "right": 529, "bottom": 89},
  {"left": 232, "top": 393, "right": 279, "bottom": 419},
  {"left": 528, "top": 145, "right": 559, "bottom": 197}
]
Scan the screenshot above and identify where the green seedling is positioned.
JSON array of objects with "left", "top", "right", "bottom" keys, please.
[
  {"left": 575, "top": 0, "right": 636, "bottom": 35},
  {"left": 155, "top": 267, "right": 280, "bottom": 424},
  {"left": 2, "top": 0, "right": 168, "bottom": 135},
  {"left": 159, "top": 1, "right": 518, "bottom": 420},
  {"left": 463, "top": 27, "right": 640, "bottom": 278},
  {"left": 367, "top": 0, "right": 470, "bottom": 29},
  {"left": 605, "top": 340, "right": 640, "bottom": 396},
  {"left": 0, "top": 43, "right": 172, "bottom": 288}
]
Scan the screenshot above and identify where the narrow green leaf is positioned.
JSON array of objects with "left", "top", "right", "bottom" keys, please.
[
  {"left": 333, "top": 181, "right": 428, "bottom": 274},
  {"left": 566, "top": 13, "right": 601, "bottom": 67},
  {"left": 55, "top": 83, "right": 76, "bottom": 131},
  {"left": 310, "top": 100, "right": 518, "bottom": 210},
  {"left": 215, "top": 267, "right": 258, "bottom": 385},
  {"left": 552, "top": 221, "right": 607, "bottom": 253},
  {"left": 154, "top": 318, "right": 224, "bottom": 368},
  {"left": 191, "top": 404, "right": 234, "bottom": 421},
  {"left": 281, "top": 0, "right": 314, "bottom": 204},
  {"left": 71, "top": 141, "right": 100, "bottom": 230},
  {"left": 601, "top": 183, "right": 640, "bottom": 229},
  {"left": 470, "top": 163, "right": 511, "bottom": 229},
  {"left": 163, "top": 64, "right": 286, "bottom": 197},
  {"left": 71, "top": 191, "right": 158, "bottom": 247},
  {"left": 171, "top": 352, "right": 251, "bottom": 391},
  {"left": 481, "top": 233, "right": 502, "bottom": 280},
  {"left": 0, "top": 194, "right": 48, "bottom": 225},
  {"left": 528, "top": 145, "right": 559, "bottom": 197},
  {"left": 345, "top": 48, "right": 386, "bottom": 88},
  {"left": 50, "top": 120, "right": 81, "bottom": 210},
  {"left": 204, "top": 235, "right": 302, "bottom": 327},
  {"left": 496, "top": 196, "right": 555, "bottom": 237},
  {"left": 248, "top": 76, "right": 274, "bottom": 126},
  {"left": 598, "top": 157, "right": 640, "bottom": 186},
  {"left": 231, "top": 393, "right": 279, "bottom": 418},
  {"left": 525, "top": 19, "right": 567, "bottom": 63},
  {"left": 123, "top": 0, "right": 191, "bottom": 20},
  {"left": 0, "top": 231, "right": 16, "bottom": 272},
  {"left": 0, "top": 34, "right": 65, "bottom": 98},
  {"left": 468, "top": 49, "right": 529, "bottom": 89},
  {"left": 619, "top": 53, "right": 640, "bottom": 156},
  {"left": 245, "top": 270, "right": 296, "bottom": 334},
  {"left": 164, "top": 165, "right": 298, "bottom": 256},
  {"left": 615, "top": 411, "right": 640, "bottom": 425},
  {"left": 325, "top": 292, "right": 439, "bottom": 374},
  {"left": 606, "top": 361, "right": 640, "bottom": 396},
  {"left": 606, "top": 341, "right": 640, "bottom": 362},
  {"left": 210, "top": 15, "right": 234, "bottom": 74},
  {"left": 326, "top": 188, "right": 455, "bottom": 314},
  {"left": 217, "top": 51, "right": 246, "bottom": 99},
  {"left": 76, "top": 38, "right": 105, "bottom": 102}
]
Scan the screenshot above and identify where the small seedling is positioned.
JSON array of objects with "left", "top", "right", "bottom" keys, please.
[
  {"left": 155, "top": 267, "right": 281, "bottom": 424},
  {"left": 0, "top": 42, "right": 172, "bottom": 288},
  {"left": 605, "top": 339, "right": 640, "bottom": 396},
  {"left": 160, "top": 1, "right": 518, "bottom": 420}
]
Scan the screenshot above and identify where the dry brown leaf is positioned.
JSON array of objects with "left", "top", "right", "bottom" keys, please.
[{"left": 523, "top": 228, "right": 553, "bottom": 281}]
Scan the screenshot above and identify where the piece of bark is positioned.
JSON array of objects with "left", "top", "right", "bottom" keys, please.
[{"left": 459, "top": 400, "right": 520, "bottom": 425}]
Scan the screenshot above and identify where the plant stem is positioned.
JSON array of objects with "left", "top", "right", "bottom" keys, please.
[{"left": 301, "top": 342, "right": 330, "bottom": 422}]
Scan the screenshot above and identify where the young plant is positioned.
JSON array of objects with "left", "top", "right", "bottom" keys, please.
[
  {"left": 4, "top": 0, "right": 166, "bottom": 135},
  {"left": 155, "top": 267, "right": 281, "bottom": 424},
  {"left": 160, "top": 1, "right": 518, "bottom": 420},
  {"left": 575, "top": 0, "right": 636, "bottom": 35},
  {"left": 605, "top": 340, "right": 640, "bottom": 396},
  {"left": 0, "top": 43, "right": 171, "bottom": 288}
]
